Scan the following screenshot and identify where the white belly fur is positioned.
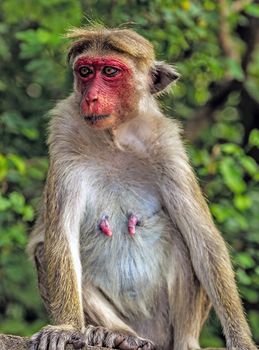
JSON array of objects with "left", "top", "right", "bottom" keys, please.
[{"left": 79, "top": 182, "right": 173, "bottom": 318}]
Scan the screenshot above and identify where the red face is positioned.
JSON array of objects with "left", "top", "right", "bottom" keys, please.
[{"left": 74, "top": 56, "right": 138, "bottom": 129}]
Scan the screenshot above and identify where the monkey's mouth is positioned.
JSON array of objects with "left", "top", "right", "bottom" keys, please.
[{"left": 83, "top": 114, "right": 110, "bottom": 123}]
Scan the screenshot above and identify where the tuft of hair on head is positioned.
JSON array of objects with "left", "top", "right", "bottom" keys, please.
[{"left": 66, "top": 25, "right": 155, "bottom": 70}]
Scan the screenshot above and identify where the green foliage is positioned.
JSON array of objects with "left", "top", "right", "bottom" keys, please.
[{"left": 0, "top": 0, "right": 259, "bottom": 345}]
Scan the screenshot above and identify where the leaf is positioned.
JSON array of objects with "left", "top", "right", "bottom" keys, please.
[
  {"left": 219, "top": 157, "right": 246, "bottom": 193},
  {"left": 8, "top": 154, "right": 26, "bottom": 174},
  {"left": 0, "top": 154, "right": 8, "bottom": 180},
  {"left": 0, "top": 195, "right": 11, "bottom": 211},
  {"left": 248, "top": 311, "right": 259, "bottom": 339},
  {"left": 210, "top": 203, "right": 232, "bottom": 223},
  {"left": 235, "top": 253, "right": 255, "bottom": 269},
  {"left": 21, "top": 127, "right": 39, "bottom": 140},
  {"left": 234, "top": 194, "right": 252, "bottom": 211},
  {"left": 249, "top": 129, "right": 259, "bottom": 147},
  {"left": 245, "top": 4, "right": 259, "bottom": 17},
  {"left": 6, "top": 223, "right": 27, "bottom": 246},
  {"left": 240, "top": 156, "right": 258, "bottom": 176},
  {"left": 221, "top": 143, "right": 243, "bottom": 155},
  {"left": 22, "top": 205, "right": 34, "bottom": 222},
  {"left": 240, "top": 287, "right": 258, "bottom": 303},
  {"left": 236, "top": 269, "right": 251, "bottom": 285},
  {"left": 9, "top": 192, "right": 25, "bottom": 214},
  {"left": 226, "top": 59, "right": 244, "bottom": 81}
]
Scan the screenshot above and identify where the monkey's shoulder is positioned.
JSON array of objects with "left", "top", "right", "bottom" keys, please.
[{"left": 114, "top": 114, "right": 183, "bottom": 152}]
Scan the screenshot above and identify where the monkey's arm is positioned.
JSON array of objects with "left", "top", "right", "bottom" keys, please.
[
  {"left": 44, "top": 161, "right": 85, "bottom": 329},
  {"left": 29, "top": 161, "right": 88, "bottom": 350},
  {"left": 157, "top": 124, "right": 256, "bottom": 350}
]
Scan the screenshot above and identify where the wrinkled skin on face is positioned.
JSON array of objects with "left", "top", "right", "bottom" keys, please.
[{"left": 74, "top": 56, "right": 139, "bottom": 129}]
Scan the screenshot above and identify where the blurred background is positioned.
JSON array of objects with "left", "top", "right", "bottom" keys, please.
[{"left": 0, "top": 0, "right": 259, "bottom": 346}]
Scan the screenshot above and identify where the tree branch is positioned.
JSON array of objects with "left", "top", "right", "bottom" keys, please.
[
  {"left": 0, "top": 334, "right": 227, "bottom": 350},
  {"left": 218, "top": 0, "right": 240, "bottom": 63},
  {"left": 0, "top": 334, "right": 101, "bottom": 350},
  {"left": 241, "top": 17, "right": 259, "bottom": 74},
  {"left": 184, "top": 12, "right": 259, "bottom": 141}
]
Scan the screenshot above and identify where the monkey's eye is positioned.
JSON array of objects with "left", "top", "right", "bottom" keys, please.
[
  {"left": 78, "top": 66, "right": 93, "bottom": 78},
  {"left": 102, "top": 66, "right": 119, "bottom": 77}
]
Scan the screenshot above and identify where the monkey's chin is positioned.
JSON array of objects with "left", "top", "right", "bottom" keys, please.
[{"left": 83, "top": 114, "right": 112, "bottom": 129}]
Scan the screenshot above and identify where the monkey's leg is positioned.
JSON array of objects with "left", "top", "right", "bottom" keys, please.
[
  {"left": 82, "top": 287, "right": 155, "bottom": 350},
  {"left": 168, "top": 238, "right": 211, "bottom": 350},
  {"left": 171, "top": 282, "right": 211, "bottom": 350},
  {"left": 34, "top": 244, "right": 153, "bottom": 350},
  {"left": 34, "top": 242, "right": 50, "bottom": 314},
  {"left": 32, "top": 243, "right": 85, "bottom": 350}
]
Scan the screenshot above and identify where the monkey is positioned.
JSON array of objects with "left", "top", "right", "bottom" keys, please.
[{"left": 28, "top": 26, "right": 257, "bottom": 350}]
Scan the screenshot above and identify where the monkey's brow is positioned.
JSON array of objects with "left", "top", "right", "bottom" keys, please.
[
  {"left": 68, "top": 40, "right": 129, "bottom": 64},
  {"left": 67, "top": 41, "right": 92, "bottom": 62},
  {"left": 102, "top": 42, "right": 126, "bottom": 55}
]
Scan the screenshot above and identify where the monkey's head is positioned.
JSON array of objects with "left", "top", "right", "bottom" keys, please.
[{"left": 67, "top": 27, "right": 179, "bottom": 129}]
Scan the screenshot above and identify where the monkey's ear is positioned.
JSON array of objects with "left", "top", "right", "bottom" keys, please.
[{"left": 150, "top": 62, "right": 180, "bottom": 95}]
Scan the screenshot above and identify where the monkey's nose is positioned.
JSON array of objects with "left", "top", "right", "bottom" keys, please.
[
  {"left": 86, "top": 97, "right": 98, "bottom": 105},
  {"left": 85, "top": 91, "right": 99, "bottom": 104}
]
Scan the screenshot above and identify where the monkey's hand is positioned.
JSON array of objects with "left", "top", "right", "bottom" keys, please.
[
  {"left": 228, "top": 342, "right": 258, "bottom": 350},
  {"left": 84, "top": 325, "right": 155, "bottom": 350},
  {"left": 30, "top": 324, "right": 85, "bottom": 350}
]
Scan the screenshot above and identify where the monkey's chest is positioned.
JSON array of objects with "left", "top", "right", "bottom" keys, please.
[{"left": 79, "top": 174, "right": 172, "bottom": 312}]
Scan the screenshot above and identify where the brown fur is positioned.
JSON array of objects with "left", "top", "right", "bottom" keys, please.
[
  {"left": 66, "top": 26, "right": 155, "bottom": 70},
  {"left": 28, "top": 26, "right": 256, "bottom": 350}
]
